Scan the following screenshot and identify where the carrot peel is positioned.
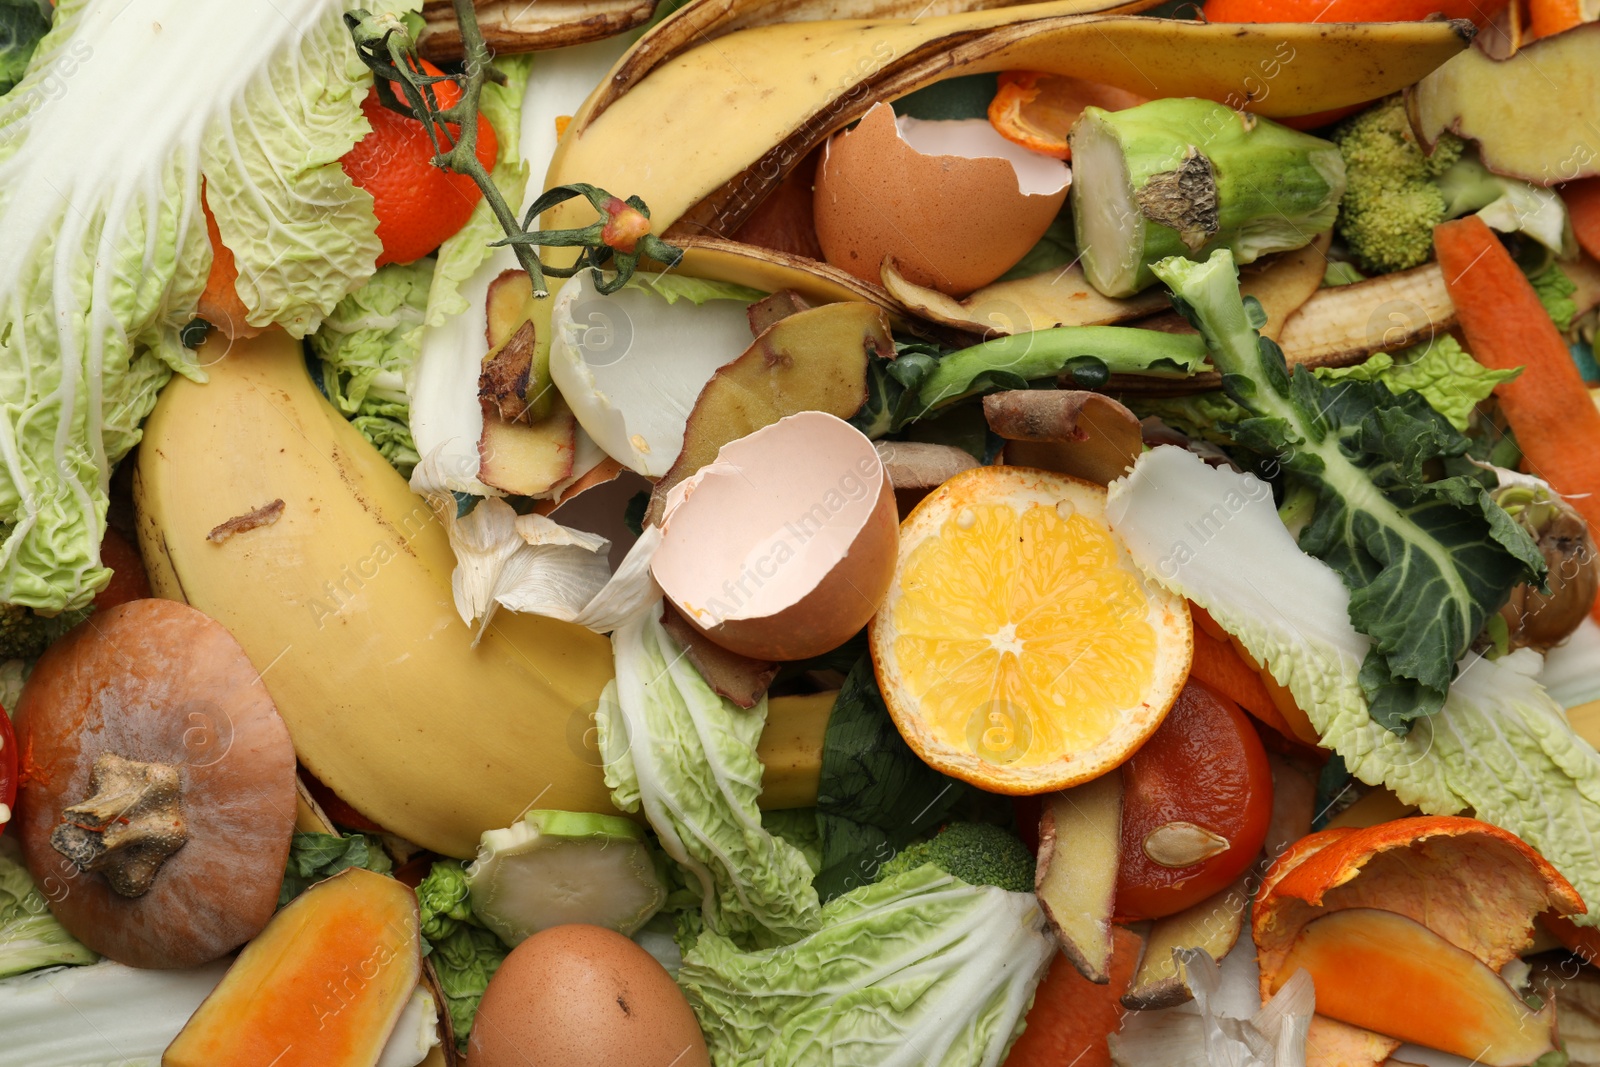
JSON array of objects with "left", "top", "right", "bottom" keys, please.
[{"left": 1433, "top": 214, "right": 1600, "bottom": 622}]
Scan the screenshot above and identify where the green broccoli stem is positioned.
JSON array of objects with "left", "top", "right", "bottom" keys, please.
[
  {"left": 914, "top": 326, "right": 1209, "bottom": 414},
  {"left": 1071, "top": 99, "right": 1346, "bottom": 298}
]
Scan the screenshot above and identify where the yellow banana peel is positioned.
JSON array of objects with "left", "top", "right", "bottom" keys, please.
[
  {"left": 546, "top": 9, "right": 1471, "bottom": 241},
  {"left": 591, "top": 0, "right": 1164, "bottom": 122},
  {"left": 134, "top": 330, "right": 827, "bottom": 858}
]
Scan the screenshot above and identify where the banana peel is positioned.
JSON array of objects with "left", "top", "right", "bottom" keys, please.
[
  {"left": 418, "top": 0, "right": 656, "bottom": 61},
  {"left": 134, "top": 330, "right": 830, "bottom": 858},
  {"left": 592, "top": 0, "right": 1157, "bottom": 122},
  {"left": 674, "top": 235, "right": 918, "bottom": 329},
  {"left": 546, "top": 10, "right": 1471, "bottom": 243}
]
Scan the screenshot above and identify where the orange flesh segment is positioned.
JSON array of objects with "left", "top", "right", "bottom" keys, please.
[
  {"left": 1274, "top": 908, "right": 1554, "bottom": 1067},
  {"left": 163, "top": 868, "right": 422, "bottom": 1067},
  {"left": 892, "top": 500, "right": 1157, "bottom": 767}
]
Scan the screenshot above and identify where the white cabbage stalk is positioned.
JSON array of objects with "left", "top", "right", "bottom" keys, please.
[
  {"left": 0, "top": 960, "right": 438, "bottom": 1067},
  {"left": 1541, "top": 618, "right": 1600, "bottom": 709},
  {"left": 1107, "top": 445, "right": 1600, "bottom": 924},
  {"left": 465, "top": 809, "right": 666, "bottom": 946}
]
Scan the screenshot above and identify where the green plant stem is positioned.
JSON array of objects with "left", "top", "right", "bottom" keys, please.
[{"left": 345, "top": 5, "right": 679, "bottom": 297}]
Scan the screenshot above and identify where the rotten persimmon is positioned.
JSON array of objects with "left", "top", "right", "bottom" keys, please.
[{"left": 1114, "top": 679, "right": 1272, "bottom": 920}]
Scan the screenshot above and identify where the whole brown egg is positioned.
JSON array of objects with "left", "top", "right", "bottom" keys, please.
[{"left": 467, "top": 924, "right": 710, "bottom": 1067}]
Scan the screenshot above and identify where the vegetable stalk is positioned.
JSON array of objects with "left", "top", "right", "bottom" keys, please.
[
  {"left": 1071, "top": 99, "right": 1345, "bottom": 297},
  {"left": 914, "top": 326, "right": 1209, "bottom": 413},
  {"left": 345, "top": 5, "right": 681, "bottom": 296}
]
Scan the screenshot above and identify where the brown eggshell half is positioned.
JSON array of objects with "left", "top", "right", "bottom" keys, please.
[
  {"left": 651, "top": 411, "right": 898, "bottom": 662},
  {"left": 15, "top": 599, "right": 296, "bottom": 969},
  {"left": 469, "top": 924, "right": 710, "bottom": 1067},
  {"left": 813, "top": 101, "right": 1071, "bottom": 296}
]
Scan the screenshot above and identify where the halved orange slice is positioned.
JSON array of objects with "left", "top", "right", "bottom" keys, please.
[{"left": 869, "top": 465, "right": 1191, "bottom": 794}]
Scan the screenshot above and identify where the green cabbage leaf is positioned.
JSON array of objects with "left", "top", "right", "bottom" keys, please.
[
  {"left": 1152, "top": 250, "right": 1544, "bottom": 730},
  {"left": 312, "top": 260, "right": 432, "bottom": 476},
  {"left": 597, "top": 603, "right": 821, "bottom": 950},
  {"left": 677, "top": 864, "right": 1054, "bottom": 1067},
  {"left": 0, "top": 840, "right": 96, "bottom": 978},
  {"left": 1312, "top": 334, "right": 1520, "bottom": 433},
  {"left": 278, "top": 829, "right": 393, "bottom": 908},
  {"left": 0, "top": 0, "right": 48, "bottom": 96},
  {"left": 416, "top": 858, "right": 507, "bottom": 1052}
]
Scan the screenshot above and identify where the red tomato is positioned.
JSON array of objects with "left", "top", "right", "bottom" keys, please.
[
  {"left": 1115, "top": 679, "right": 1273, "bottom": 919},
  {"left": 0, "top": 709, "right": 15, "bottom": 833},
  {"left": 93, "top": 527, "right": 151, "bottom": 612}
]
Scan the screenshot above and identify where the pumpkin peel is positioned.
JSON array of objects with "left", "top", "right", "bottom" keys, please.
[
  {"left": 15, "top": 599, "right": 297, "bottom": 969},
  {"left": 163, "top": 867, "right": 423, "bottom": 1067}
]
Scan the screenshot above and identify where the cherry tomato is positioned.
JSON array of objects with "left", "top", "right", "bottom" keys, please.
[
  {"left": 1115, "top": 679, "right": 1273, "bottom": 919},
  {"left": 0, "top": 707, "right": 15, "bottom": 833},
  {"left": 93, "top": 527, "right": 151, "bottom": 612}
]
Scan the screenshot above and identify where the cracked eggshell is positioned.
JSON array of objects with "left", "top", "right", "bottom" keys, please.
[
  {"left": 813, "top": 101, "right": 1071, "bottom": 296},
  {"left": 548, "top": 273, "right": 756, "bottom": 478},
  {"left": 651, "top": 412, "right": 897, "bottom": 662}
]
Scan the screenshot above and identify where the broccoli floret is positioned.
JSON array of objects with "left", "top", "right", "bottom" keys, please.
[
  {"left": 0, "top": 603, "right": 92, "bottom": 661},
  {"left": 1331, "top": 96, "right": 1463, "bottom": 274},
  {"left": 875, "top": 822, "right": 1035, "bottom": 893}
]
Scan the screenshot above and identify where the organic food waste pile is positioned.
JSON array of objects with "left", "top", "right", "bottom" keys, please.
[{"left": 3, "top": 0, "right": 1600, "bottom": 1064}]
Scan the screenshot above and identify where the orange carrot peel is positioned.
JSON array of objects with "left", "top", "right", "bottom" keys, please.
[{"left": 1434, "top": 214, "right": 1600, "bottom": 622}]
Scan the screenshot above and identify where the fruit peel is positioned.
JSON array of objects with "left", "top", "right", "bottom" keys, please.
[
  {"left": 1254, "top": 816, "right": 1585, "bottom": 1002},
  {"left": 546, "top": 11, "right": 1471, "bottom": 250},
  {"left": 1275, "top": 908, "right": 1557, "bottom": 1067}
]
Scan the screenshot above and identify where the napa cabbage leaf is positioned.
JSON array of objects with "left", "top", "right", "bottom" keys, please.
[
  {"left": 0, "top": 0, "right": 406, "bottom": 612},
  {"left": 677, "top": 864, "right": 1054, "bottom": 1067},
  {"left": 598, "top": 603, "right": 822, "bottom": 950}
]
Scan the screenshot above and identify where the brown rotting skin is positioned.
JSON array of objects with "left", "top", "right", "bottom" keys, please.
[{"left": 50, "top": 752, "right": 188, "bottom": 898}]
